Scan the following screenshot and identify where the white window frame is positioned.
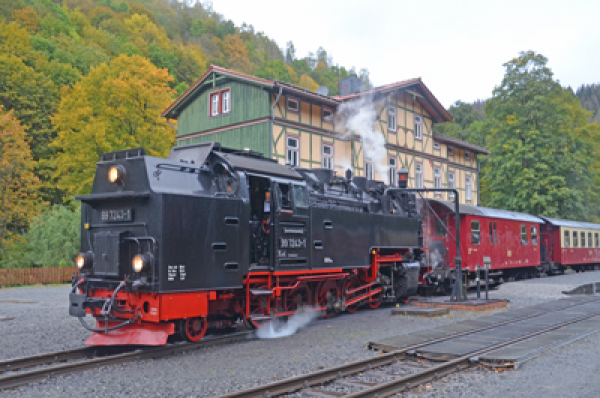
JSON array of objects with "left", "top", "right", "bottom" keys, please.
[
  {"left": 448, "top": 172, "right": 455, "bottom": 200},
  {"left": 434, "top": 167, "right": 442, "bottom": 195},
  {"left": 388, "top": 157, "right": 397, "bottom": 186},
  {"left": 466, "top": 175, "right": 472, "bottom": 201},
  {"left": 322, "top": 143, "right": 333, "bottom": 169},
  {"left": 365, "top": 157, "right": 373, "bottom": 180},
  {"left": 222, "top": 90, "right": 230, "bottom": 114},
  {"left": 415, "top": 162, "right": 423, "bottom": 188},
  {"left": 388, "top": 106, "right": 397, "bottom": 133},
  {"left": 433, "top": 140, "right": 441, "bottom": 150},
  {"left": 210, "top": 92, "right": 220, "bottom": 116},
  {"left": 286, "top": 97, "right": 300, "bottom": 113},
  {"left": 286, "top": 135, "right": 299, "bottom": 166},
  {"left": 414, "top": 115, "right": 422, "bottom": 140}
]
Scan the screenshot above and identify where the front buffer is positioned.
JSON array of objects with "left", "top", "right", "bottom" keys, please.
[{"left": 70, "top": 280, "right": 210, "bottom": 346}]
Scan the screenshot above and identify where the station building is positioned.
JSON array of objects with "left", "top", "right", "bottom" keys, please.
[{"left": 161, "top": 65, "right": 489, "bottom": 205}]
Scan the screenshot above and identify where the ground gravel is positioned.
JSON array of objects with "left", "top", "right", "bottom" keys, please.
[{"left": 2, "top": 270, "right": 600, "bottom": 397}]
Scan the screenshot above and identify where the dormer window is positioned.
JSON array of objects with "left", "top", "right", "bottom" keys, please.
[
  {"left": 322, "top": 107, "right": 334, "bottom": 123},
  {"left": 447, "top": 146, "right": 454, "bottom": 158},
  {"left": 465, "top": 151, "right": 471, "bottom": 161},
  {"left": 209, "top": 88, "right": 231, "bottom": 117},
  {"left": 287, "top": 98, "right": 300, "bottom": 113}
]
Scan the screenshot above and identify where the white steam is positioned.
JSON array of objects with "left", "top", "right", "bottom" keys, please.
[
  {"left": 336, "top": 96, "right": 389, "bottom": 183},
  {"left": 256, "top": 307, "right": 320, "bottom": 339}
]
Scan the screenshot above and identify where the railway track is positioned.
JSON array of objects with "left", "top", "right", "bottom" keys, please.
[
  {"left": 0, "top": 331, "right": 253, "bottom": 391},
  {"left": 220, "top": 296, "right": 600, "bottom": 398}
]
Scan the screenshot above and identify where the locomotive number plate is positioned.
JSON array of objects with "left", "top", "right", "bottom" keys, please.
[
  {"left": 280, "top": 238, "right": 306, "bottom": 249},
  {"left": 101, "top": 208, "right": 133, "bottom": 222}
]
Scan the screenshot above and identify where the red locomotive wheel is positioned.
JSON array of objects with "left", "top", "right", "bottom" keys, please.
[
  {"left": 368, "top": 286, "right": 382, "bottom": 309},
  {"left": 284, "top": 283, "right": 311, "bottom": 312},
  {"left": 343, "top": 276, "right": 362, "bottom": 314},
  {"left": 184, "top": 317, "right": 208, "bottom": 342},
  {"left": 316, "top": 280, "right": 341, "bottom": 317}
]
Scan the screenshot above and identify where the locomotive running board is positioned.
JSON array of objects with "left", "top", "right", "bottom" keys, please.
[{"left": 85, "top": 321, "right": 175, "bottom": 346}]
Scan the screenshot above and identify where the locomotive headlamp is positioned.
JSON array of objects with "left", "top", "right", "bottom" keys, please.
[
  {"left": 108, "top": 165, "right": 125, "bottom": 184},
  {"left": 397, "top": 168, "right": 408, "bottom": 188},
  {"left": 75, "top": 251, "right": 94, "bottom": 270},
  {"left": 132, "top": 253, "right": 153, "bottom": 273}
]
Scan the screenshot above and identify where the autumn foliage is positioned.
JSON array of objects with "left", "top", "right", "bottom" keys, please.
[
  {"left": 52, "top": 55, "right": 176, "bottom": 197},
  {"left": 0, "top": 108, "right": 41, "bottom": 257}
]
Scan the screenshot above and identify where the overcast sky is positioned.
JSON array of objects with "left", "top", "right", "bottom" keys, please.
[{"left": 206, "top": 0, "right": 600, "bottom": 108}]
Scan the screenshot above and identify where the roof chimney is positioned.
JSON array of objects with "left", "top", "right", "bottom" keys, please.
[{"left": 339, "top": 77, "right": 363, "bottom": 97}]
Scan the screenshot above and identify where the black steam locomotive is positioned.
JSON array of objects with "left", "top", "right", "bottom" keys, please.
[{"left": 69, "top": 142, "right": 423, "bottom": 345}]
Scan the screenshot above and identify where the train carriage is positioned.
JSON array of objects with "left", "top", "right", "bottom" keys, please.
[
  {"left": 540, "top": 217, "right": 600, "bottom": 272},
  {"left": 422, "top": 199, "right": 544, "bottom": 292}
]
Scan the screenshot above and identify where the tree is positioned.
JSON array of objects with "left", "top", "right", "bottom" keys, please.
[
  {"left": 435, "top": 100, "right": 485, "bottom": 145},
  {"left": 254, "top": 60, "right": 291, "bottom": 82},
  {"left": 1, "top": 205, "right": 80, "bottom": 268},
  {"left": 284, "top": 41, "right": 295, "bottom": 64},
  {"left": 221, "top": 34, "right": 251, "bottom": 74},
  {"left": 51, "top": 55, "right": 176, "bottom": 198},
  {"left": 0, "top": 108, "right": 41, "bottom": 259},
  {"left": 480, "top": 51, "right": 600, "bottom": 220}
]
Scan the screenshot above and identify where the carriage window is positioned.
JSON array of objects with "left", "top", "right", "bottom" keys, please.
[
  {"left": 520, "top": 225, "right": 528, "bottom": 245},
  {"left": 471, "top": 220, "right": 480, "bottom": 245},
  {"left": 292, "top": 185, "right": 307, "bottom": 208},
  {"left": 596, "top": 233, "right": 599, "bottom": 248},
  {"left": 589, "top": 232, "right": 593, "bottom": 248},
  {"left": 564, "top": 230, "right": 570, "bottom": 247},
  {"left": 573, "top": 231, "right": 578, "bottom": 247},
  {"left": 276, "top": 184, "right": 292, "bottom": 211},
  {"left": 581, "top": 232, "right": 586, "bottom": 248},
  {"left": 531, "top": 226, "right": 538, "bottom": 246},
  {"left": 489, "top": 222, "right": 497, "bottom": 245},
  {"left": 494, "top": 222, "right": 498, "bottom": 244}
]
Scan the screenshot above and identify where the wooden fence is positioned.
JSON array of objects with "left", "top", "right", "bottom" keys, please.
[{"left": 0, "top": 267, "right": 78, "bottom": 288}]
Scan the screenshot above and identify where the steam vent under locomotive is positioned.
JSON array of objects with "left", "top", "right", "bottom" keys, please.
[{"left": 69, "top": 142, "right": 423, "bottom": 345}]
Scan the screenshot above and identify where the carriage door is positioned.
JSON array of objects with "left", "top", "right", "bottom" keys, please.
[{"left": 271, "top": 180, "right": 310, "bottom": 271}]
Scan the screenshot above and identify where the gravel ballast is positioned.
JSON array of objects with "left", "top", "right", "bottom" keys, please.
[{"left": 2, "top": 270, "right": 600, "bottom": 397}]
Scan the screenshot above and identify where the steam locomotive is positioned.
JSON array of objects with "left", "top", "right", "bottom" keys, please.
[{"left": 69, "top": 142, "right": 423, "bottom": 345}]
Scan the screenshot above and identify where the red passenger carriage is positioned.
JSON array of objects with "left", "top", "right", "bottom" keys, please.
[
  {"left": 540, "top": 217, "right": 600, "bottom": 272},
  {"left": 422, "top": 199, "right": 544, "bottom": 292}
]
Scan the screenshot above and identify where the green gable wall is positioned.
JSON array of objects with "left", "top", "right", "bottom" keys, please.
[
  {"left": 176, "top": 121, "right": 271, "bottom": 156},
  {"left": 176, "top": 78, "right": 271, "bottom": 138}
]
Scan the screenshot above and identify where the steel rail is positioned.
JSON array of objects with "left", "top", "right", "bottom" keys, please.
[
  {"left": 219, "top": 296, "right": 600, "bottom": 398},
  {"left": 0, "top": 331, "right": 252, "bottom": 390},
  {"left": 348, "top": 306, "right": 600, "bottom": 397}
]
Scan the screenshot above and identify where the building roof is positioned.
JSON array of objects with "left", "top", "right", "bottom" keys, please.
[
  {"left": 427, "top": 199, "right": 543, "bottom": 223},
  {"left": 333, "top": 78, "right": 453, "bottom": 123},
  {"left": 540, "top": 217, "right": 600, "bottom": 231},
  {"left": 433, "top": 133, "right": 490, "bottom": 155},
  {"left": 161, "top": 65, "right": 340, "bottom": 118},
  {"left": 161, "top": 66, "right": 453, "bottom": 125}
]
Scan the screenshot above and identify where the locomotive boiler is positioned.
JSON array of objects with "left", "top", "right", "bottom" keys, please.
[{"left": 69, "top": 142, "right": 423, "bottom": 345}]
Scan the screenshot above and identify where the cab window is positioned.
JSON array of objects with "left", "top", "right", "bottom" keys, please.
[
  {"left": 292, "top": 185, "right": 307, "bottom": 207},
  {"left": 275, "top": 183, "right": 292, "bottom": 211},
  {"left": 471, "top": 220, "right": 480, "bottom": 245}
]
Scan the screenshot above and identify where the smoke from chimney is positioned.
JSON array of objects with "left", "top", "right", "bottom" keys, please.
[{"left": 336, "top": 96, "right": 389, "bottom": 183}]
